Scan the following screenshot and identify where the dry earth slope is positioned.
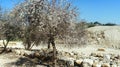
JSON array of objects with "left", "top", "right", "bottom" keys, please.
[{"left": 86, "top": 26, "right": 120, "bottom": 49}]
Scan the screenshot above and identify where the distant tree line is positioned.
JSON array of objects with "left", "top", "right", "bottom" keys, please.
[{"left": 76, "top": 21, "right": 117, "bottom": 28}]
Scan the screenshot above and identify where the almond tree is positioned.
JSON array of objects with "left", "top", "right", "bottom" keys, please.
[
  {"left": 12, "top": 0, "right": 77, "bottom": 50},
  {"left": 12, "top": 0, "right": 78, "bottom": 66}
]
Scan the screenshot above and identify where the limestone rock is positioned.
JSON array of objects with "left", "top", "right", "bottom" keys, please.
[
  {"left": 74, "top": 59, "right": 83, "bottom": 66},
  {"left": 34, "top": 52, "right": 40, "bottom": 58},
  {"left": 13, "top": 49, "right": 21, "bottom": 55},
  {"left": 81, "top": 59, "right": 93, "bottom": 67},
  {"left": 101, "top": 63, "right": 110, "bottom": 67},
  {"left": 97, "top": 48, "right": 105, "bottom": 51},
  {"left": 111, "top": 64, "right": 117, "bottom": 67},
  {"left": 103, "top": 54, "right": 111, "bottom": 62},
  {"left": 59, "top": 57, "right": 75, "bottom": 67},
  {"left": 92, "top": 62, "right": 101, "bottom": 67},
  {"left": 96, "top": 53, "right": 104, "bottom": 58},
  {"left": 91, "top": 53, "right": 97, "bottom": 57}
]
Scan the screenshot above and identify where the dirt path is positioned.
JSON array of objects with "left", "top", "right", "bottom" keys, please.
[{"left": 0, "top": 52, "right": 20, "bottom": 66}]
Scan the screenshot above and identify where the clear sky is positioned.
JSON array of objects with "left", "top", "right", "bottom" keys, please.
[
  {"left": 0, "top": 0, "right": 24, "bottom": 9},
  {"left": 0, "top": 0, "right": 120, "bottom": 24},
  {"left": 73, "top": 0, "right": 120, "bottom": 24}
]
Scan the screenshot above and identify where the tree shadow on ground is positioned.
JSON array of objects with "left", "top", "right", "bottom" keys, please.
[
  {"left": 0, "top": 47, "right": 12, "bottom": 54},
  {"left": 6, "top": 57, "right": 50, "bottom": 67}
]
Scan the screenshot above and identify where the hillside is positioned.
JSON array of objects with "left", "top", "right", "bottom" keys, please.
[{"left": 86, "top": 26, "right": 120, "bottom": 49}]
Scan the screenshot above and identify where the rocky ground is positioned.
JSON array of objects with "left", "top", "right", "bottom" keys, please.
[{"left": 0, "top": 44, "right": 119, "bottom": 67}]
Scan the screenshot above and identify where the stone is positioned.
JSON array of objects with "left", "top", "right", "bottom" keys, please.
[
  {"left": 89, "top": 56, "right": 98, "bottom": 60},
  {"left": 61, "top": 52, "right": 66, "bottom": 56},
  {"left": 65, "top": 52, "right": 71, "bottom": 57},
  {"left": 116, "top": 60, "right": 120, "bottom": 66},
  {"left": 58, "top": 51, "right": 62, "bottom": 56},
  {"left": 81, "top": 59, "right": 94, "bottom": 67},
  {"left": 103, "top": 54, "right": 111, "bottom": 62},
  {"left": 28, "top": 54, "right": 34, "bottom": 58},
  {"left": 57, "top": 59, "right": 66, "bottom": 66},
  {"left": 110, "top": 54, "right": 115, "bottom": 60},
  {"left": 14, "top": 49, "right": 21, "bottom": 55},
  {"left": 25, "top": 50, "right": 34, "bottom": 54},
  {"left": 101, "top": 63, "right": 110, "bottom": 67},
  {"left": 73, "top": 55, "right": 77, "bottom": 59},
  {"left": 59, "top": 57, "right": 75, "bottom": 67},
  {"left": 20, "top": 51, "right": 25, "bottom": 56},
  {"left": 97, "top": 48, "right": 105, "bottom": 51},
  {"left": 34, "top": 52, "right": 40, "bottom": 58},
  {"left": 74, "top": 59, "right": 83, "bottom": 66},
  {"left": 91, "top": 53, "right": 97, "bottom": 57},
  {"left": 111, "top": 64, "right": 117, "bottom": 67},
  {"left": 92, "top": 62, "right": 101, "bottom": 67},
  {"left": 70, "top": 52, "right": 74, "bottom": 56},
  {"left": 66, "top": 60, "right": 74, "bottom": 67},
  {"left": 36, "top": 65, "right": 47, "bottom": 67},
  {"left": 96, "top": 53, "right": 104, "bottom": 58},
  {"left": 72, "top": 51, "right": 78, "bottom": 55},
  {"left": 109, "top": 60, "right": 113, "bottom": 66},
  {"left": 104, "top": 54, "right": 111, "bottom": 60},
  {"left": 115, "top": 54, "right": 120, "bottom": 59}
]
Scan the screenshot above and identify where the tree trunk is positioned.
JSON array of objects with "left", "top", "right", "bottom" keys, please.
[
  {"left": 3, "top": 40, "right": 9, "bottom": 51},
  {"left": 29, "top": 42, "right": 35, "bottom": 49},
  {"left": 26, "top": 43, "right": 31, "bottom": 50},
  {"left": 25, "top": 39, "right": 32, "bottom": 50},
  {"left": 48, "top": 39, "right": 57, "bottom": 67},
  {"left": 53, "top": 44, "right": 57, "bottom": 67}
]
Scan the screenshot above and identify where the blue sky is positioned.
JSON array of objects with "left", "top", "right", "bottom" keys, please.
[
  {"left": 0, "top": 0, "right": 24, "bottom": 9},
  {"left": 73, "top": 0, "right": 120, "bottom": 24},
  {"left": 0, "top": 0, "right": 120, "bottom": 24}
]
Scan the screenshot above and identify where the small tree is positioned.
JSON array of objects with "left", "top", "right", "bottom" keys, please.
[
  {"left": 12, "top": 0, "right": 77, "bottom": 50},
  {"left": 0, "top": 8, "right": 12, "bottom": 51},
  {"left": 0, "top": 8, "right": 21, "bottom": 51},
  {"left": 12, "top": 0, "right": 78, "bottom": 66},
  {"left": 0, "top": 22, "right": 20, "bottom": 51}
]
